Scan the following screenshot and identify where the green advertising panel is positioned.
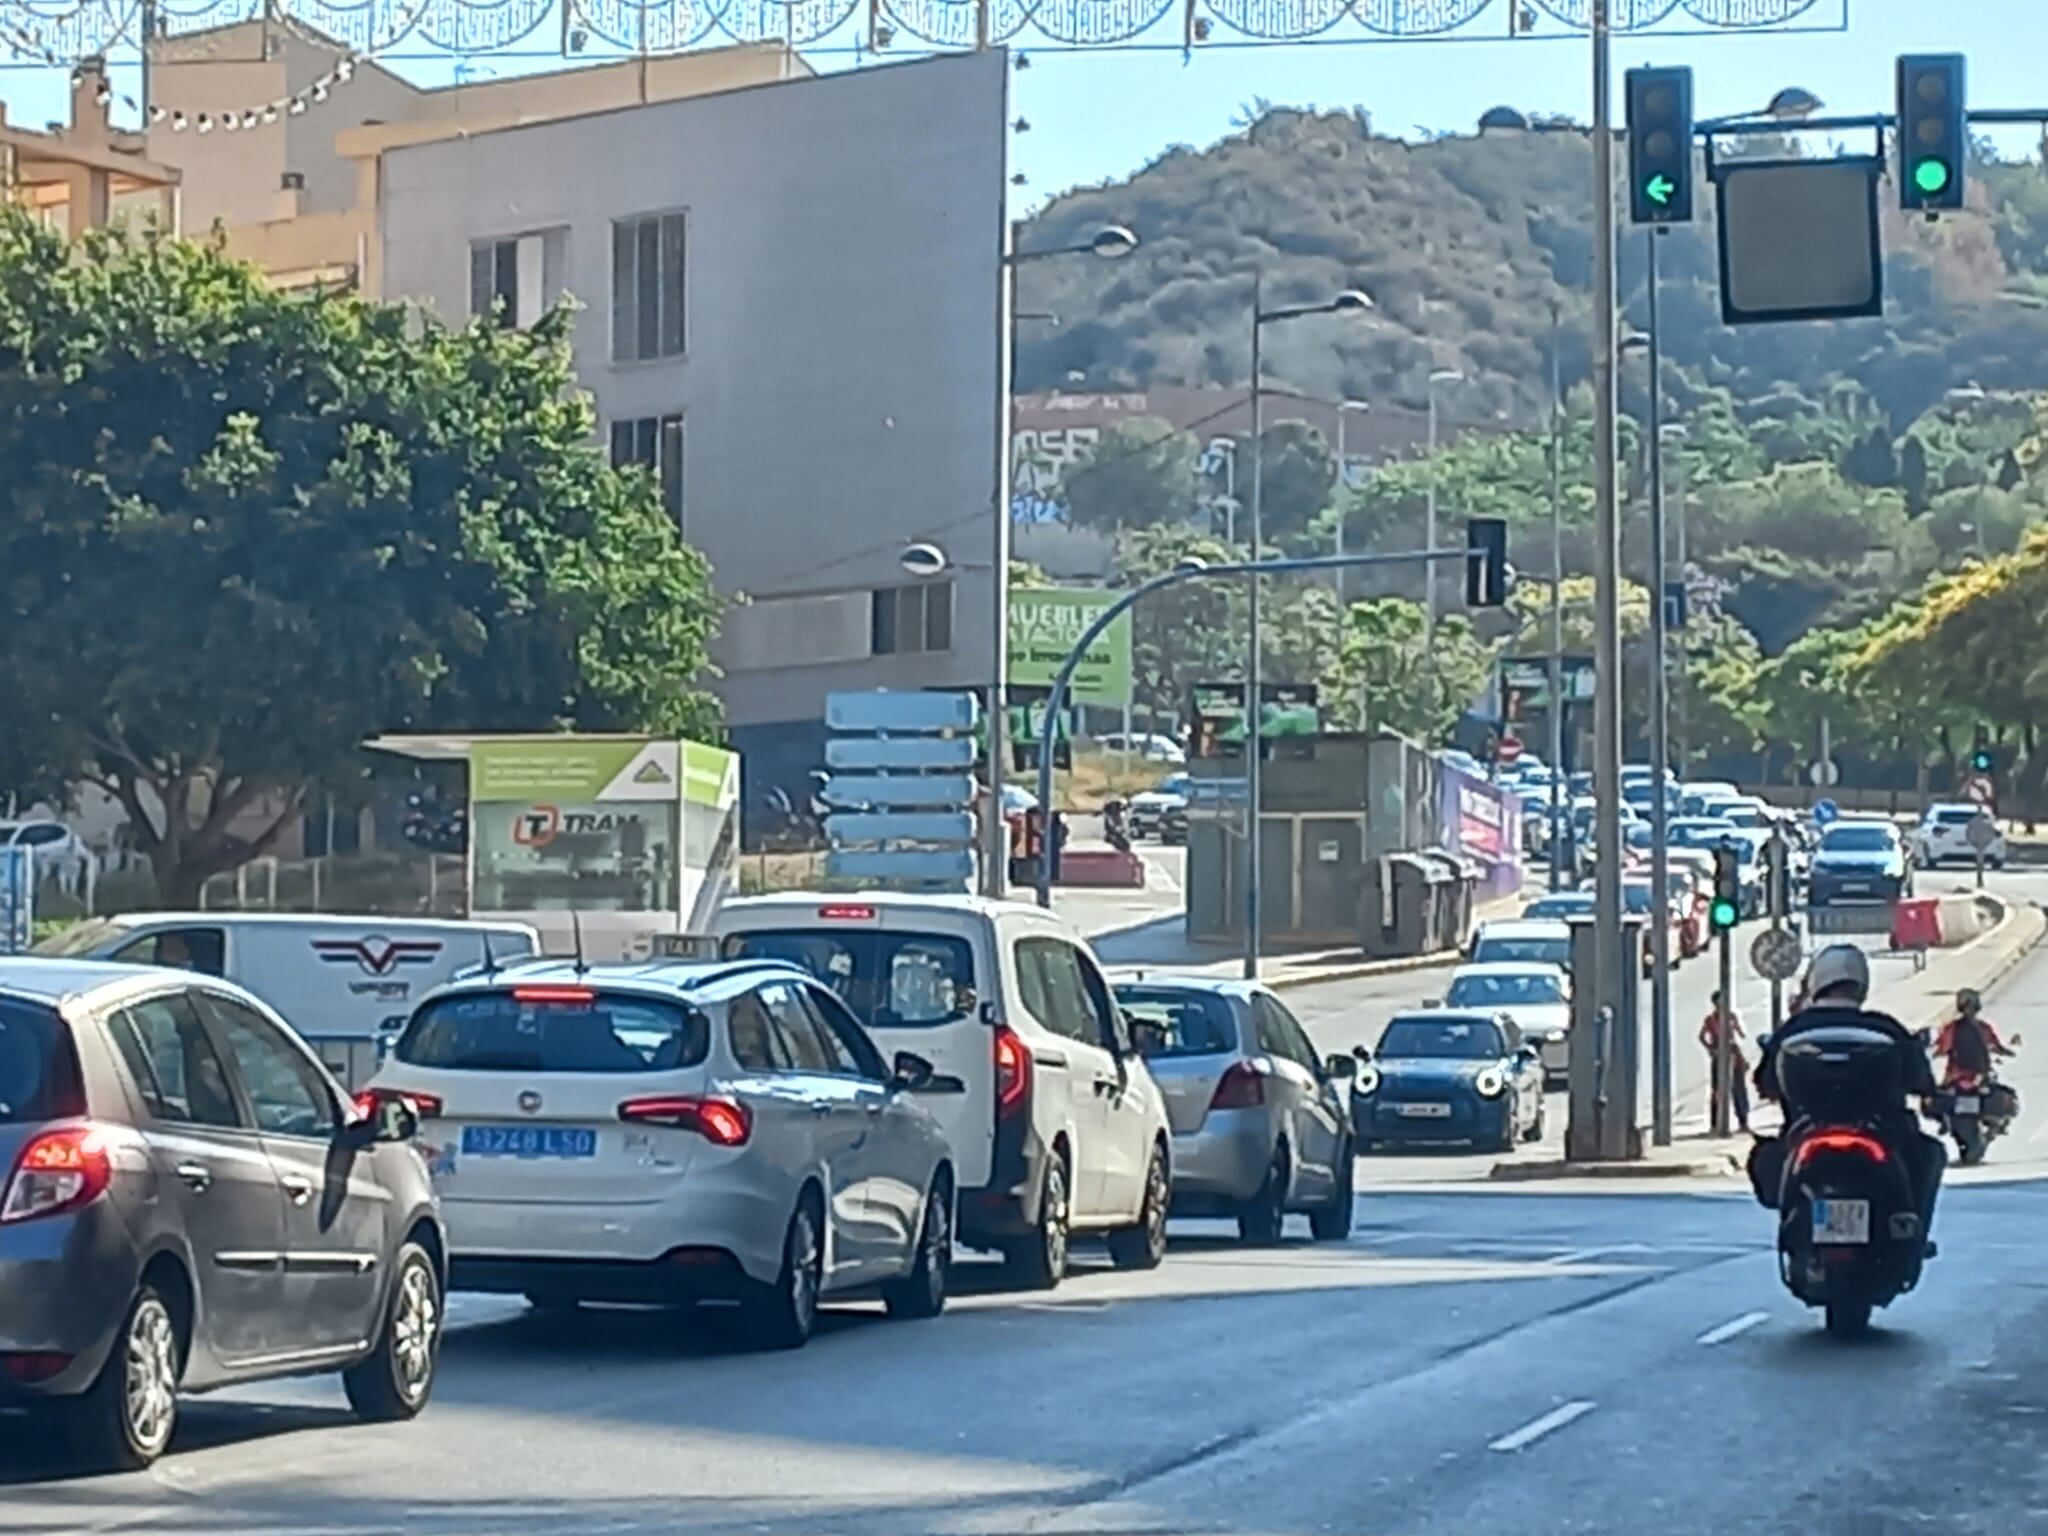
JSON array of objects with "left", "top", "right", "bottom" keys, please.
[{"left": 1008, "top": 588, "right": 1132, "bottom": 705}]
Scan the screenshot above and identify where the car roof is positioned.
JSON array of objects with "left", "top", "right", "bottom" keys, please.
[
  {"left": 718, "top": 891, "right": 1035, "bottom": 920},
  {"left": 1387, "top": 1009, "right": 1509, "bottom": 1029},
  {"left": 0, "top": 957, "right": 270, "bottom": 1013},
  {"left": 1478, "top": 919, "right": 1571, "bottom": 938},
  {"left": 426, "top": 957, "right": 813, "bottom": 1007},
  {"left": 62, "top": 911, "right": 533, "bottom": 932},
  {"left": 1452, "top": 961, "right": 1566, "bottom": 978},
  {"left": 1107, "top": 972, "right": 1256, "bottom": 998}
]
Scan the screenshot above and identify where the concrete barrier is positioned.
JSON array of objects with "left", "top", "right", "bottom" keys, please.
[
  {"left": 1934, "top": 894, "right": 1998, "bottom": 947},
  {"left": 1056, "top": 849, "right": 1147, "bottom": 889}
]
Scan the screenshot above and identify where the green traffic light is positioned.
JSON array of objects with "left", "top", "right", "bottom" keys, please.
[
  {"left": 1709, "top": 898, "right": 1740, "bottom": 932},
  {"left": 1913, "top": 157, "right": 1952, "bottom": 195},
  {"left": 1644, "top": 173, "right": 1675, "bottom": 206}
]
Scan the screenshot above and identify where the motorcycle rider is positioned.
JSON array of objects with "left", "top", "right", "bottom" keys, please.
[
  {"left": 1749, "top": 944, "right": 1945, "bottom": 1246},
  {"left": 1935, "top": 987, "right": 2016, "bottom": 1087}
]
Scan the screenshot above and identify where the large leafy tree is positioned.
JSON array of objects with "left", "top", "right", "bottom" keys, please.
[{"left": 0, "top": 213, "right": 719, "bottom": 904}]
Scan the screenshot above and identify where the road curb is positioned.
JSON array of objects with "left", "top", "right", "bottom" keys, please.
[
  {"left": 1267, "top": 949, "right": 1463, "bottom": 993},
  {"left": 1487, "top": 1149, "right": 1744, "bottom": 1182}
]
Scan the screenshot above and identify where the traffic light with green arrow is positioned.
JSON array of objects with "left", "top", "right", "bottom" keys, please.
[{"left": 1626, "top": 65, "right": 1694, "bottom": 226}]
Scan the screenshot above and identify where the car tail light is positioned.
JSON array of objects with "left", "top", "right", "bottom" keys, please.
[
  {"left": 618, "top": 1095, "right": 752, "bottom": 1147},
  {"left": 1792, "top": 1127, "right": 1889, "bottom": 1170},
  {"left": 1, "top": 1126, "right": 113, "bottom": 1225},
  {"left": 993, "top": 1025, "right": 1032, "bottom": 1119},
  {"left": 1210, "top": 1059, "right": 1268, "bottom": 1110},
  {"left": 816, "top": 904, "right": 877, "bottom": 921},
  {"left": 353, "top": 1086, "right": 444, "bottom": 1121},
  {"left": 512, "top": 985, "right": 597, "bottom": 1005},
  {"left": 0, "top": 1352, "right": 73, "bottom": 1383}
]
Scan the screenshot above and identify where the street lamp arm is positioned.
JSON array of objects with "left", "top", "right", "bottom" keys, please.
[{"left": 1030, "top": 543, "right": 1481, "bottom": 909}]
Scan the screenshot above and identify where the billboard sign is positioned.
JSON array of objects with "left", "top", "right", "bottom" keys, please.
[{"left": 1008, "top": 588, "right": 1132, "bottom": 705}]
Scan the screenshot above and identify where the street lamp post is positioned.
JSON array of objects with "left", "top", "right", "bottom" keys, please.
[
  {"left": 1424, "top": 368, "right": 1464, "bottom": 648},
  {"left": 997, "top": 222, "right": 1138, "bottom": 901},
  {"left": 1662, "top": 422, "right": 1689, "bottom": 769},
  {"left": 1546, "top": 302, "right": 1568, "bottom": 893},
  {"left": 1247, "top": 277, "right": 1374, "bottom": 978},
  {"left": 1622, "top": 249, "right": 1673, "bottom": 1147},
  {"left": 1336, "top": 400, "right": 1371, "bottom": 596}
]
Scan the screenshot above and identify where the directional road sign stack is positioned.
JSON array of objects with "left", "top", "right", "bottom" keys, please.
[
  {"left": 822, "top": 691, "right": 981, "bottom": 892},
  {"left": 0, "top": 846, "right": 32, "bottom": 954}
]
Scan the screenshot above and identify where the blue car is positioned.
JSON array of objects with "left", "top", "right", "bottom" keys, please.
[{"left": 1353, "top": 1010, "right": 1546, "bottom": 1154}]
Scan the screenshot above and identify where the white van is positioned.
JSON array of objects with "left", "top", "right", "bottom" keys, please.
[
  {"left": 32, "top": 912, "right": 538, "bottom": 1086},
  {"left": 711, "top": 894, "right": 1172, "bottom": 1287}
]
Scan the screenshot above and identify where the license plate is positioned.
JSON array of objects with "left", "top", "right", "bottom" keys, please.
[
  {"left": 1953, "top": 1096, "right": 1980, "bottom": 1114},
  {"left": 1811, "top": 1197, "right": 1870, "bottom": 1245},
  {"left": 1396, "top": 1103, "right": 1452, "bottom": 1118},
  {"left": 460, "top": 1125, "right": 598, "bottom": 1159}
]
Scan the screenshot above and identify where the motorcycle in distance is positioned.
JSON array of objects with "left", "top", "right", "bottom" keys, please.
[
  {"left": 1764, "top": 1021, "right": 1931, "bottom": 1340},
  {"left": 1934, "top": 1068, "right": 2020, "bottom": 1167}
]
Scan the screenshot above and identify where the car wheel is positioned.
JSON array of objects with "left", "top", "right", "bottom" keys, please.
[
  {"left": 1490, "top": 1099, "right": 1519, "bottom": 1154},
  {"left": 345, "top": 1242, "right": 442, "bottom": 1421},
  {"left": 883, "top": 1176, "right": 953, "bottom": 1319},
  {"left": 1308, "top": 1143, "right": 1355, "bottom": 1242},
  {"left": 1000, "top": 1152, "right": 1069, "bottom": 1290},
  {"left": 68, "top": 1282, "right": 182, "bottom": 1471},
  {"left": 757, "top": 1195, "right": 826, "bottom": 1349},
  {"left": 1237, "top": 1144, "right": 1289, "bottom": 1245},
  {"left": 1107, "top": 1144, "right": 1170, "bottom": 1270}
]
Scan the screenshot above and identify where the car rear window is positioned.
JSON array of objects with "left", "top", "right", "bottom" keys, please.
[
  {"left": 720, "top": 929, "right": 976, "bottom": 1029},
  {"left": 1474, "top": 937, "right": 1569, "bottom": 967},
  {"left": 1113, "top": 987, "right": 1238, "bottom": 1058},
  {"left": 0, "top": 998, "right": 84, "bottom": 1122},
  {"left": 396, "top": 989, "right": 709, "bottom": 1073},
  {"left": 1934, "top": 808, "right": 1975, "bottom": 826}
]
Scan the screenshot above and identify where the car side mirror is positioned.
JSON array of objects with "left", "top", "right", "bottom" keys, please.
[
  {"left": 1324, "top": 1053, "right": 1358, "bottom": 1079},
  {"left": 890, "top": 1051, "right": 936, "bottom": 1092},
  {"left": 347, "top": 1096, "right": 417, "bottom": 1147}
]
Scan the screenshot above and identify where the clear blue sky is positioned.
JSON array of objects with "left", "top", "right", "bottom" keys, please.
[
  {"left": 1005, "top": 0, "right": 2046, "bottom": 211},
  {"left": 1, "top": 0, "right": 2038, "bottom": 210}
]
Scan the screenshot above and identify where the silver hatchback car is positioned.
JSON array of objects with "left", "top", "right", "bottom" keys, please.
[
  {"left": 0, "top": 960, "right": 444, "bottom": 1470},
  {"left": 1112, "top": 977, "right": 1355, "bottom": 1244}
]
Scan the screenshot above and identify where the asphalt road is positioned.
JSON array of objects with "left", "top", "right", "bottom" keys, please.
[{"left": 3, "top": 869, "right": 2043, "bottom": 1534}]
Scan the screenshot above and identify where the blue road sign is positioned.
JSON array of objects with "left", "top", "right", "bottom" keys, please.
[
  {"left": 1813, "top": 798, "right": 1841, "bottom": 828},
  {"left": 826, "top": 849, "right": 977, "bottom": 885},
  {"left": 825, "top": 737, "right": 977, "bottom": 772},
  {"left": 826, "top": 691, "right": 979, "bottom": 734},
  {"left": 820, "top": 774, "right": 978, "bottom": 810},
  {"left": 826, "top": 812, "right": 976, "bottom": 845},
  {"left": 0, "top": 847, "right": 32, "bottom": 954}
]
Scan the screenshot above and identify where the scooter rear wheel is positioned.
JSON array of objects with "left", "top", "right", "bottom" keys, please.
[{"left": 1824, "top": 1301, "right": 1871, "bottom": 1339}]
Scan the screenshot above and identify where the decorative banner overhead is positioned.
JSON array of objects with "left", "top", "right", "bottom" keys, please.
[{"left": 0, "top": 0, "right": 1842, "bottom": 66}]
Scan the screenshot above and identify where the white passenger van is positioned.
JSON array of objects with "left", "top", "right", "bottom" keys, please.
[
  {"left": 711, "top": 894, "right": 1172, "bottom": 1287},
  {"left": 32, "top": 912, "right": 538, "bottom": 1086}
]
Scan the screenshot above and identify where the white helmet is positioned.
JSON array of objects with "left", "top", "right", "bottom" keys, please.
[{"left": 1806, "top": 943, "right": 1870, "bottom": 1005}]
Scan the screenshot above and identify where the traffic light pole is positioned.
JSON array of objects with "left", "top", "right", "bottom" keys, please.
[
  {"left": 1715, "top": 927, "right": 1734, "bottom": 1138},
  {"left": 1768, "top": 824, "right": 1788, "bottom": 1037},
  {"left": 1645, "top": 228, "right": 1674, "bottom": 1148}
]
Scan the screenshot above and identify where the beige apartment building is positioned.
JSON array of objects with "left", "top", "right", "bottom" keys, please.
[
  {"left": 136, "top": 20, "right": 807, "bottom": 291},
  {"left": 0, "top": 61, "right": 180, "bottom": 236}
]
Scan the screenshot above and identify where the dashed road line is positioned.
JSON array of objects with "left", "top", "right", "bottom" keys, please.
[
  {"left": 1488, "top": 1400, "right": 1597, "bottom": 1453},
  {"left": 1696, "top": 1310, "right": 1770, "bottom": 1346}
]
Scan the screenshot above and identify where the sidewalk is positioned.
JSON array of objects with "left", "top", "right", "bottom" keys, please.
[{"left": 1493, "top": 895, "right": 2047, "bottom": 1183}]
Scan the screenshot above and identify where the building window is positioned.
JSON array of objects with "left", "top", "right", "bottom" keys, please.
[
  {"left": 611, "top": 211, "right": 687, "bottom": 363},
  {"left": 609, "top": 413, "right": 685, "bottom": 523},
  {"left": 871, "top": 582, "right": 954, "bottom": 656},
  {"left": 470, "top": 231, "right": 562, "bottom": 329}
]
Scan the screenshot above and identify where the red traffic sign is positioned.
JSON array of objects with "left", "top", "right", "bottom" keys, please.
[
  {"left": 1963, "top": 773, "right": 1997, "bottom": 807},
  {"left": 1497, "top": 735, "right": 1525, "bottom": 767}
]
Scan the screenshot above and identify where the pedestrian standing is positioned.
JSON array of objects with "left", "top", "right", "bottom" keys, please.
[{"left": 1701, "top": 989, "right": 1752, "bottom": 1134}]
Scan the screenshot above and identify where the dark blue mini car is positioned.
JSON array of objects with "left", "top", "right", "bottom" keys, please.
[{"left": 1352, "top": 1010, "right": 1545, "bottom": 1154}]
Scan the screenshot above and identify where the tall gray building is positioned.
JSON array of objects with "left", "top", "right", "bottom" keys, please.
[{"left": 374, "top": 51, "right": 1009, "bottom": 816}]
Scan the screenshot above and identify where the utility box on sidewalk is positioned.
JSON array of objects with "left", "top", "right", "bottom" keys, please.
[{"left": 1566, "top": 915, "right": 1645, "bottom": 1163}]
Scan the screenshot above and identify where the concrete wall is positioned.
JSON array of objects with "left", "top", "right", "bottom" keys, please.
[{"left": 376, "top": 51, "right": 1008, "bottom": 734}]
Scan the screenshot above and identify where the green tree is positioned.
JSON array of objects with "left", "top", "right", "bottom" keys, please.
[
  {"left": 1117, "top": 525, "right": 1248, "bottom": 724},
  {"left": 1234, "top": 420, "right": 1338, "bottom": 547},
  {"left": 0, "top": 214, "right": 719, "bottom": 904},
  {"left": 1324, "top": 598, "right": 1493, "bottom": 743},
  {"left": 1059, "top": 418, "right": 1205, "bottom": 533}
]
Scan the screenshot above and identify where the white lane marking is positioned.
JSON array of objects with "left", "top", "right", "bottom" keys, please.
[
  {"left": 1488, "top": 1400, "right": 1597, "bottom": 1453},
  {"left": 1545, "top": 1243, "right": 1655, "bottom": 1266},
  {"left": 1696, "top": 1310, "right": 1769, "bottom": 1346}
]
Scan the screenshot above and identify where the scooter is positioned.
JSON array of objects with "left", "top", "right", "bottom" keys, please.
[
  {"left": 1936, "top": 1070, "right": 2019, "bottom": 1167},
  {"left": 1772, "top": 1022, "right": 1930, "bottom": 1339}
]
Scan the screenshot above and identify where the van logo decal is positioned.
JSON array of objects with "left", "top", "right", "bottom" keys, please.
[{"left": 313, "top": 936, "right": 444, "bottom": 977}]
